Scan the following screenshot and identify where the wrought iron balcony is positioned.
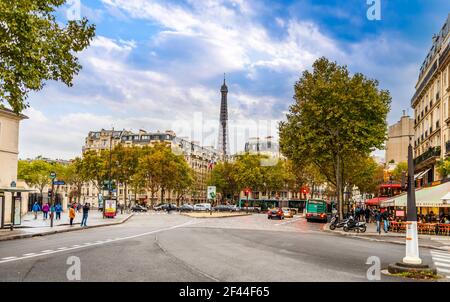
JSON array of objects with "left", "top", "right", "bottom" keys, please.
[{"left": 414, "top": 146, "right": 441, "bottom": 166}]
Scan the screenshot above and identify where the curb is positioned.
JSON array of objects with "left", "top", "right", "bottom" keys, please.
[
  {"left": 0, "top": 214, "right": 134, "bottom": 242},
  {"left": 321, "top": 224, "right": 450, "bottom": 251}
]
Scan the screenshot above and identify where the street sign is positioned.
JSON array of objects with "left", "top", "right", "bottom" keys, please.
[
  {"left": 53, "top": 180, "right": 65, "bottom": 185},
  {"left": 207, "top": 186, "right": 216, "bottom": 200},
  {"left": 50, "top": 172, "right": 56, "bottom": 179}
]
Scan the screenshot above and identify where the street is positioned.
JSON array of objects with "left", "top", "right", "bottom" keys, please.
[{"left": 0, "top": 213, "right": 444, "bottom": 282}]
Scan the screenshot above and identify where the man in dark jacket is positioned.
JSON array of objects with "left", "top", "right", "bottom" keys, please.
[
  {"left": 81, "top": 203, "right": 90, "bottom": 227},
  {"left": 364, "top": 207, "right": 371, "bottom": 223},
  {"left": 374, "top": 210, "right": 382, "bottom": 234},
  {"left": 381, "top": 210, "right": 389, "bottom": 233}
]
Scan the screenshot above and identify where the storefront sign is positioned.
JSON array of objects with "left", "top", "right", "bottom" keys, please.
[{"left": 395, "top": 210, "right": 405, "bottom": 217}]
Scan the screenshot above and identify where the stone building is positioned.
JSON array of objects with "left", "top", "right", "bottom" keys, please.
[
  {"left": 411, "top": 13, "right": 450, "bottom": 186},
  {"left": 385, "top": 112, "right": 414, "bottom": 164}
]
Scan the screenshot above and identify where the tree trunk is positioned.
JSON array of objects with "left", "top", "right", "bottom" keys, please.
[{"left": 336, "top": 154, "right": 343, "bottom": 219}]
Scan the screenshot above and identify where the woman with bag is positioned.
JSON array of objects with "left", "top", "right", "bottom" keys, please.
[{"left": 69, "top": 205, "right": 76, "bottom": 226}]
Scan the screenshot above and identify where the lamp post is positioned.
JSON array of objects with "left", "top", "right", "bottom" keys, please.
[{"left": 388, "top": 137, "right": 436, "bottom": 275}]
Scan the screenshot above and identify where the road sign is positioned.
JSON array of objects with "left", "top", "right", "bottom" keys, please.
[
  {"left": 207, "top": 186, "right": 216, "bottom": 200},
  {"left": 50, "top": 172, "right": 56, "bottom": 179},
  {"left": 53, "top": 180, "right": 65, "bottom": 185}
]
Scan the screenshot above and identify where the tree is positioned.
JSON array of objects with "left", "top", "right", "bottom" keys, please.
[
  {"left": 208, "top": 161, "right": 239, "bottom": 202},
  {"left": 0, "top": 0, "right": 95, "bottom": 113},
  {"left": 18, "top": 159, "right": 52, "bottom": 198},
  {"left": 111, "top": 144, "right": 140, "bottom": 208},
  {"left": 346, "top": 156, "right": 384, "bottom": 196},
  {"left": 279, "top": 57, "right": 391, "bottom": 218},
  {"left": 391, "top": 162, "right": 408, "bottom": 182},
  {"left": 82, "top": 150, "right": 108, "bottom": 201},
  {"left": 437, "top": 158, "right": 450, "bottom": 179},
  {"left": 62, "top": 157, "right": 89, "bottom": 204}
]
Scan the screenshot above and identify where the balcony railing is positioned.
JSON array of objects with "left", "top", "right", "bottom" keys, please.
[
  {"left": 414, "top": 146, "right": 441, "bottom": 166},
  {"left": 446, "top": 141, "right": 450, "bottom": 154}
]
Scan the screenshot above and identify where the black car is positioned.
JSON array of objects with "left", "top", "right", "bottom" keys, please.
[{"left": 131, "top": 205, "right": 148, "bottom": 212}]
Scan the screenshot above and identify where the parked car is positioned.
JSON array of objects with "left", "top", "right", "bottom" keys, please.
[
  {"left": 282, "top": 208, "right": 294, "bottom": 218},
  {"left": 267, "top": 208, "right": 284, "bottom": 220},
  {"left": 193, "top": 203, "right": 211, "bottom": 211},
  {"left": 154, "top": 203, "right": 177, "bottom": 211},
  {"left": 213, "top": 205, "right": 232, "bottom": 212},
  {"left": 131, "top": 205, "right": 148, "bottom": 212},
  {"left": 179, "top": 204, "right": 194, "bottom": 212},
  {"left": 229, "top": 205, "right": 241, "bottom": 212}
]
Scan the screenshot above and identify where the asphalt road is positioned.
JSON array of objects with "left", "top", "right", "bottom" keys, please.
[{"left": 0, "top": 213, "right": 445, "bottom": 282}]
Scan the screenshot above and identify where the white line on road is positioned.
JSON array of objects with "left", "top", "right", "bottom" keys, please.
[
  {"left": 57, "top": 247, "right": 67, "bottom": 250},
  {"left": 430, "top": 251, "right": 450, "bottom": 257},
  {"left": 431, "top": 257, "right": 450, "bottom": 263},
  {"left": 434, "top": 262, "right": 450, "bottom": 268},
  {"left": 437, "top": 268, "right": 450, "bottom": 274},
  {"left": 275, "top": 218, "right": 302, "bottom": 226},
  {"left": 0, "top": 220, "right": 198, "bottom": 265},
  {"left": 23, "top": 253, "right": 36, "bottom": 256}
]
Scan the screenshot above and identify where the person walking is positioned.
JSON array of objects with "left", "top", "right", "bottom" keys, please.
[
  {"left": 55, "top": 203, "right": 62, "bottom": 220},
  {"left": 32, "top": 202, "right": 41, "bottom": 220},
  {"left": 80, "top": 203, "right": 90, "bottom": 227},
  {"left": 42, "top": 203, "right": 50, "bottom": 220},
  {"left": 381, "top": 210, "right": 389, "bottom": 233},
  {"left": 69, "top": 205, "right": 76, "bottom": 226},
  {"left": 364, "top": 207, "right": 371, "bottom": 223},
  {"left": 374, "top": 210, "right": 382, "bottom": 234}
]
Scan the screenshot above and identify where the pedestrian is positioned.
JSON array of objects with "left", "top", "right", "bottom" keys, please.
[
  {"left": 77, "top": 203, "right": 82, "bottom": 213},
  {"left": 374, "top": 210, "right": 382, "bottom": 234},
  {"left": 32, "top": 202, "right": 41, "bottom": 220},
  {"left": 80, "top": 203, "right": 90, "bottom": 227},
  {"left": 364, "top": 207, "right": 371, "bottom": 223},
  {"left": 69, "top": 205, "right": 76, "bottom": 226},
  {"left": 42, "top": 203, "right": 50, "bottom": 220},
  {"left": 55, "top": 203, "right": 62, "bottom": 220},
  {"left": 381, "top": 210, "right": 389, "bottom": 233}
]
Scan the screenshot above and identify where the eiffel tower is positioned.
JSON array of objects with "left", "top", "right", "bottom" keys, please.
[{"left": 217, "top": 75, "right": 230, "bottom": 159}]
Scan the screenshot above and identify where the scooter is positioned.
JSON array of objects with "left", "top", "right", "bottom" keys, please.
[
  {"left": 329, "top": 214, "right": 349, "bottom": 230},
  {"left": 343, "top": 217, "right": 367, "bottom": 233}
]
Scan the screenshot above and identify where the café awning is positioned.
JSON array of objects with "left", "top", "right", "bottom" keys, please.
[
  {"left": 414, "top": 168, "right": 431, "bottom": 180},
  {"left": 365, "top": 197, "right": 387, "bottom": 206},
  {"left": 381, "top": 181, "right": 450, "bottom": 208}
]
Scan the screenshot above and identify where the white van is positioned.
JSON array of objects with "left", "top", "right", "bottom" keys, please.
[{"left": 193, "top": 203, "right": 212, "bottom": 211}]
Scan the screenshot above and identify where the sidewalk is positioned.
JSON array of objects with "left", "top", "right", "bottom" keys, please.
[
  {"left": 323, "top": 222, "right": 450, "bottom": 251},
  {"left": 0, "top": 211, "right": 134, "bottom": 241}
]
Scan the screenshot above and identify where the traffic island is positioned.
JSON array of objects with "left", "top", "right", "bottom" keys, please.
[
  {"left": 180, "top": 212, "right": 251, "bottom": 218},
  {"left": 384, "top": 265, "right": 440, "bottom": 280}
]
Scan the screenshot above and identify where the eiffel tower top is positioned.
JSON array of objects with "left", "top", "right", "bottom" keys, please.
[{"left": 221, "top": 73, "right": 228, "bottom": 93}]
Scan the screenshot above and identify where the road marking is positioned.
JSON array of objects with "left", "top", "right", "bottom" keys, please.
[
  {"left": 0, "top": 220, "right": 198, "bottom": 265},
  {"left": 434, "top": 262, "right": 450, "bottom": 268},
  {"left": 23, "top": 253, "right": 36, "bottom": 256},
  {"left": 57, "top": 247, "right": 67, "bottom": 250},
  {"left": 275, "top": 218, "right": 302, "bottom": 226},
  {"left": 430, "top": 250, "right": 450, "bottom": 279}
]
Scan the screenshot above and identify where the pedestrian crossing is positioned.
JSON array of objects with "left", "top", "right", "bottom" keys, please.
[{"left": 430, "top": 250, "right": 450, "bottom": 278}]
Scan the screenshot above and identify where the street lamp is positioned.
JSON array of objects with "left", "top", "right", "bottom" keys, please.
[{"left": 388, "top": 137, "right": 436, "bottom": 275}]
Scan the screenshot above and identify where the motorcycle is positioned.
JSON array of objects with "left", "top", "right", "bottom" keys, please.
[
  {"left": 329, "top": 215, "right": 349, "bottom": 230},
  {"left": 343, "top": 217, "right": 367, "bottom": 233}
]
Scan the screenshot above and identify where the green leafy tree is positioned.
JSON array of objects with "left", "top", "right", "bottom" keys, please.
[
  {"left": 18, "top": 159, "right": 52, "bottom": 197},
  {"left": 0, "top": 0, "right": 95, "bottom": 113},
  {"left": 82, "top": 150, "right": 108, "bottom": 200},
  {"left": 279, "top": 57, "right": 391, "bottom": 217},
  {"left": 437, "top": 158, "right": 450, "bottom": 179},
  {"left": 111, "top": 144, "right": 140, "bottom": 208},
  {"left": 391, "top": 162, "right": 408, "bottom": 182},
  {"left": 208, "top": 161, "right": 239, "bottom": 202},
  {"left": 62, "top": 157, "right": 89, "bottom": 203}
]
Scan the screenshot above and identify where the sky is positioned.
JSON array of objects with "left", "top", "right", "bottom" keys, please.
[{"left": 18, "top": 0, "right": 450, "bottom": 159}]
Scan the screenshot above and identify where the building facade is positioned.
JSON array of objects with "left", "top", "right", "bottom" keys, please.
[
  {"left": 385, "top": 112, "right": 414, "bottom": 164},
  {"left": 81, "top": 129, "right": 221, "bottom": 206},
  {"left": 411, "top": 13, "right": 450, "bottom": 186},
  {"left": 0, "top": 108, "right": 29, "bottom": 227}
]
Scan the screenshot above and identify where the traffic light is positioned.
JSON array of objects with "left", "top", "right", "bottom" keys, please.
[{"left": 244, "top": 188, "right": 251, "bottom": 197}]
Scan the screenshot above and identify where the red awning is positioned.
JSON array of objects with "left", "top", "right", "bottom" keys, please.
[{"left": 365, "top": 197, "right": 388, "bottom": 206}]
